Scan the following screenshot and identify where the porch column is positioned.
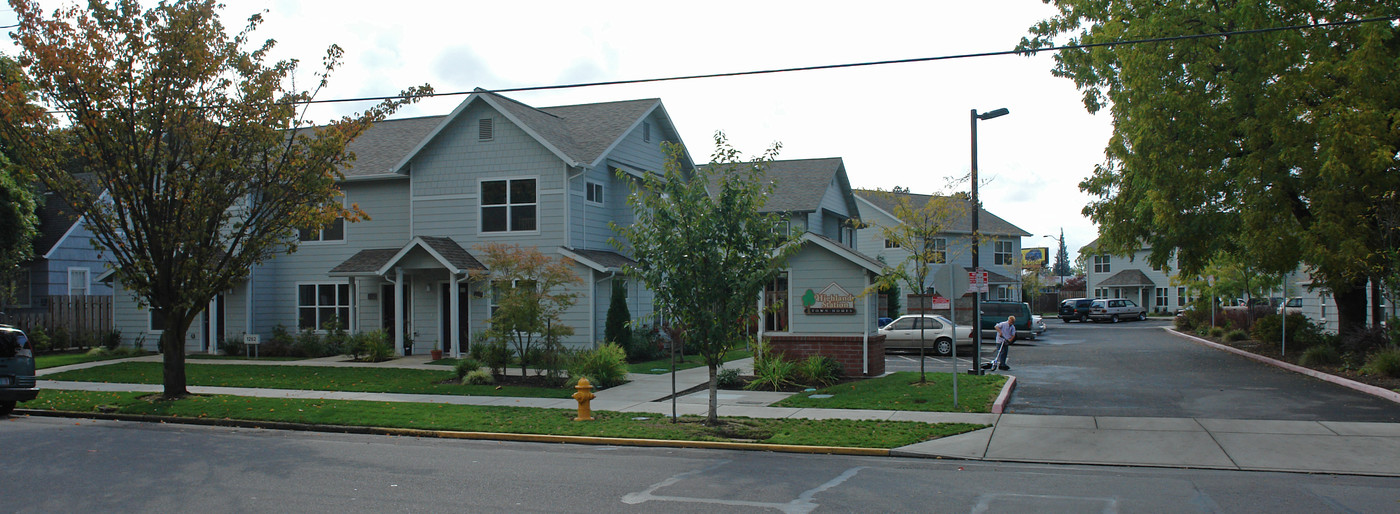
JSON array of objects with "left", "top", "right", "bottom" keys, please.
[
  {"left": 348, "top": 277, "right": 357, "bottom": 333},
  {"left": 207, "top": 297, "right": 218, "bottom": 355},
  {"left": 394, "top": 267, "right": 405, "bottom": 356},
  {"left": 450, "top": 273, "right": 463, "bottom": 358}
]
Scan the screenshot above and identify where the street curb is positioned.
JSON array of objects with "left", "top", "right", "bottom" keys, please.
[
  {"left": 991, "top": 375, "right": 1016, "bottom": 414},
  {"left": 13, "top": 408, "right": 891, "bottom": 457},
  {"left": 1167, "top": 328, "right": 1400, "bottom": 405}
]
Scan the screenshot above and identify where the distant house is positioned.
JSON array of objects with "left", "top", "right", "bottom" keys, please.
[
  {"left": 1081, "top": 238, "right": 1187, "bottom": 313},
  {"left": 3, "top": 180, "right": 113, "bottom": 313},
  {"left": 853, "top": 190, "right": 1030, "bottom": 308}
]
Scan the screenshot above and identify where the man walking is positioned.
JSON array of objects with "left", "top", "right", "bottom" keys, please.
[{"left": 981, "top": 315, "right": 1016, "bottom": 371}]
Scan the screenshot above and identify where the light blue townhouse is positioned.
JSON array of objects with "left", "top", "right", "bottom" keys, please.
[{"left": 110, "top": 90, "right": 678, "bottom": 356}]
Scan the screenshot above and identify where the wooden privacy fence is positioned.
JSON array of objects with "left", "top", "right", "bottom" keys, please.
[{"left": 3, "top": 296, "right": 113, "bottom": 347}]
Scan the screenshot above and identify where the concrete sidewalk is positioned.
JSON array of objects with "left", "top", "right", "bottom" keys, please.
[{"left": 33, "top": 354, "right": 1400, "bottom": 477}]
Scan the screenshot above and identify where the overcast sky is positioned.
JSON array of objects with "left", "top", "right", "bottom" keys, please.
[{"left": 2, "top": 0, "right": 1114, "bottom": 260}]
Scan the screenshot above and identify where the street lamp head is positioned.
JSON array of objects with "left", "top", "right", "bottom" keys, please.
[{"left": 976, "top": 108, "right": 1010, "bottom": 120}]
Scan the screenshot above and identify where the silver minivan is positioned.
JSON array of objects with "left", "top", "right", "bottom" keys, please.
[
  {"left": 1088, "top": 299, "right": 1147, "bottom": 323},
  {"left": 0, "top": 325, "right": 38, "bottom": 416}
]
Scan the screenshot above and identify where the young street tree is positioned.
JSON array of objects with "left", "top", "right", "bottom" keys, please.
[
  {"left": 475, "top": 243, "right": 581, "bottom": 381},
  {"left": 1021, "top": 2, "right": 1400, "bottom": 336},
  {"left": 864, "top": 191, "right": 964, "bottom": 382},
  {"left": 0, "top": 0, "right": 429, "bottom": 397},
  {"left": 614, "top": 132, "right": 798, "bottom": 425}
]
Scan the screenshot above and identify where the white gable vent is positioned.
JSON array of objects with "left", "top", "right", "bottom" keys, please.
[{"left": 479, "top": 118, "right": 494, "bottom": 141}]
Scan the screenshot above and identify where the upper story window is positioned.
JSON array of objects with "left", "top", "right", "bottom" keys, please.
[
  {"left": 884, "top": 238, "right": 900, "bottom": 249},
  {"left": 67, "top": 268, "right": 89, "bottom": 296},
  {"left": 585, "top": 181, "right": 604, "bottom": 206},
  {"left": 298, "top": 283, "right": 350, "bottom": 331},
  {"left": 299, "top": 217, "right": 345, "bottom": 242},
  {"left": 481, "top": 178, "right": 537, "bottom": 233},
  {"left": 929, "top": 237, "right": 947, "bottom": 263},
  {"left": 993, "top": 240, "right": 1014, "bottom": 265},
  {"left": 478, "top": 118, "right": 494, "bottom": 141},
  {"left": 1093, "top": 255, "right": 1111, "bottom": 273}
]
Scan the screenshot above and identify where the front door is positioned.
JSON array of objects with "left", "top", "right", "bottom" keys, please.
[{"left": 440, "top": 282, "right": 470, "bottom": 353}]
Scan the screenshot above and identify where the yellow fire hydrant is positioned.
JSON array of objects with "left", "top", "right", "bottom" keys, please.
[{"left": 572, "top": 377, "right": 595, "bottom": 421}]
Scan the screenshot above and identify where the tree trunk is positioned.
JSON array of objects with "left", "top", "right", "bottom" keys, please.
[
  {"left": 160, "top": 316, "right": 191, "bottom": 399},
  {"left": 706, "top": 363, "right": 718, "bottom": 426},
  {"left": 1333, "top": 280, "right": 1370, "bottom": 336}
]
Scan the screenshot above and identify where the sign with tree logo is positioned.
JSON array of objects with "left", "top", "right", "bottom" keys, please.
[{"left": 802, "top": 283, "right": 856, "bottom": 314}]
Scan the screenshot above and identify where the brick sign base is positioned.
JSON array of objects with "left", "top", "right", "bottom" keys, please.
[{"left": 763, "top": 334, "right": 885, "bottom": 377}]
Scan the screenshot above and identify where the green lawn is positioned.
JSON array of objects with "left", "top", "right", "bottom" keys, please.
[
  {"left": 627, "top": 348, "right": 752, "bottom": 374},
  {"left": 35, "top": 352, "right": 149, "bottom": 370},
  {"left": 27, "top": 390, "right": 985, "bottom": 449},
  {"left": 186, "top": 354, "right": 308, "bottom": 362},
  {"left": 774, "top": 372, "right": 1007, "bottom": 413},
  {"left": 44, "top": 362, "right": 573, "bottom": 398}
]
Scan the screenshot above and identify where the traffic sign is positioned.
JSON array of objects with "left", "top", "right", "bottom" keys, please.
[{"left": 969, "top": 268, "right": 989, "bottom": 293}]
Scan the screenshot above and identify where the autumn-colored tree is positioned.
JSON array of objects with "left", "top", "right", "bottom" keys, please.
[
  {"left": 0, "top": 0, "right": 430, "bottom": 397},
  {"left": 864, "top": 190, "right": 965, "bottom": 382},
  {"left": 1021, "top": 1, "right": 1400, "bottom": 336},
  {"left": 0, "top": 57, "right": 40, "bottom": 306},
  {"left": 613, "top": 132, "right": 799, "bottom": 425},
  {"left": 474, "top": 243, "right": 582, "bottom": 381}
]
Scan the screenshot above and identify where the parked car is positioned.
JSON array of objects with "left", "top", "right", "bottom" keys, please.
[
  {"left": 0, "top": 325, "right": 38, "bottom": 416},
  {"left": 1058, "top": 298, "right": 1095, "bottom": 322},
  {"left": 1031, "top": 315, "right": 1047, "bottom": 337},
  {"left": 879, "top": 314, "right": 975, "bottom": 356},
  {"left": 1089, "top": 299, "right": 1147, "bottom": 323},
  {"left": 1278, "top": 297, "right": 1302, "bottom": 315},
  {"left": 979, "top": 301, "right": 1036, "bottom": 340}
]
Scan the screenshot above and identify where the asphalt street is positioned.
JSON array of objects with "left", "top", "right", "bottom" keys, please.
[{"left": 5, "top": 416, "right": 1400, "bottom": 513}]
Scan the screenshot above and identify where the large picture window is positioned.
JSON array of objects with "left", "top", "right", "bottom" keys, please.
[
  {"left": 481, "top": 178, "right": 537, "bottom": 232},
  {"left": 299, "top": 283, "right": 350, "bottom": 331}
]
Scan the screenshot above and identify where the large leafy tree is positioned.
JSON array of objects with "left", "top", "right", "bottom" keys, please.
[
  {"left": 0, "top": 56, "right": 41, "bottom": 306},
  {"left": 1022, "top": 1, "right": 1400, "bottom": 336},
  {"left": 614, "top": 132, "right": 798, "bottom": 425},
  {"left": 0, "top": 0, "right": 429, "bottom": 397},
  {"left": 865, "top": 191, "right": 964, "bottom": 382}
]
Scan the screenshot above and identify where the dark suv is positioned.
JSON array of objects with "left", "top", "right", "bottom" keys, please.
[
  {"left": 0, "top": 325, "right": 38, "bottom": 416},
  {"left": 1059, "top": 298, "right": 1095, "bottom": 322}
]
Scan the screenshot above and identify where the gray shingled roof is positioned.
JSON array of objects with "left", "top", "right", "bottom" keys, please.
[
  {"left": 855, "top": 190, "right": 1030, "bottom": 237},
  {"left": 419, "top": 236, "right": 486, "bottom": 271},
  {"left": 701, "top": 157, "right": 852, "bottom": 214},
  {"left": 564, "top": 248, "right": 637, "bottom": 270},
  {"left": 34, "top": 173, "right": 105, "bottom": 257},
  {"left": 329, "top": 248, "right": 400, "bottom": 274},
  {"left": 804, "top": 232, "right": 885, "bottom": 271},
  {"left": 340, "top": 116, "right": 443, "bottom": 178},
  {"left": 1098, "top": 269, "right": 1154, "bottom": 287}
]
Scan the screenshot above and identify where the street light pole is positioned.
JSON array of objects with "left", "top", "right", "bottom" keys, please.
[{"left": 970, "top": 107, "right": 1008, "bottom": 375}]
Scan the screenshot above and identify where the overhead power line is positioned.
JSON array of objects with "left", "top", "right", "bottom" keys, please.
[{"left": 297, "top": 14, "right": 1398, "bottom": 107}]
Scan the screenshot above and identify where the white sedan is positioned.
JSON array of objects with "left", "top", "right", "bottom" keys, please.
[
  {"left": 1032, "top": 315, "right": 1047, "bottom": 337},
  {"left": 879, "top": 314, "right": 976, "bottom": 356}
]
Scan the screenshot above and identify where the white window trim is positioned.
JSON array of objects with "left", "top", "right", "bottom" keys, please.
[
  {"left": 297, "top": 282, "right": 352, "bottom": 332},
  {"left": 993, "top": 240, "right": 1014, "bottom": 266},
  {"left": 299, "top": 196, "right": 348, "bottom": 245},
  {"left": 67, "top": 267, "right": 90, "bottom": 296},
  {"left": 585, "top": 180, "right": 605, "bottom": 206},
  {"left": 478, "top": 176, "right": 542, "bottom": 236}
]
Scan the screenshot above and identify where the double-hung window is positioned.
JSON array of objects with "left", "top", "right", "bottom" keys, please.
[
  {"left": 1156, "top": 288, "right": 1168, "bottom": 307},
  {"left": 1093, "top": 255, "right": 1111, "bottom": 273},
  {"left": 67, "top": 268, "right": 90, "bottom": 296},
  {"left": 481, "top": 179, "right": 537, "bottom": 232},
  {"left": 298, "top": 283, "right": 350, "bottom": 331},
  {"left": 928, "top": 237, "right": 947, "bottom": 263},
  {"left": 993, "top": 240, "right": 1014, "bottom": 265},
  {"left": 299, "top": 217, "right": 345, "bottom": 242}
]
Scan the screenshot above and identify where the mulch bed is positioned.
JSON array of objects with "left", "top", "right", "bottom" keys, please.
[{"left": 1191, "top": 333, "right": 1400, "bottom": 392}]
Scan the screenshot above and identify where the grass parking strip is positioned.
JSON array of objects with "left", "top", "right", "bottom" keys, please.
[
  {"left": 26, "top": 390, "right": 985, "bottom": 449},
  {"left": 44, "top": 362, "right": 574, "bottom": 399},
  {"left": 775, "top": 372, "right": 1006, "bottom": 413},
  {"left": 626, "top": 349, "right": 752, "bottom": 374}
]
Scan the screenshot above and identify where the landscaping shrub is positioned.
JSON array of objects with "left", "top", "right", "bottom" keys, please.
[
  {"left": 1389, "top": 316, "right": 1400, "bottom": 346},
  {"left": 797, "top": 355, "right": 842, "bottom": 387},
  {"left": 219, "top": 337, "right": 245, "bottom": 356},
  {"left": 1224, "top": 329, "right": 1248, "bottom": 342},
  {"left": 28, "top": 326, "right": 50, "bottom": 353},
  {"left": 293, "top": 328, "right": 326, "bottom": 357},
  {"left": 463, "top": 369, "right": 494, "bottom": 385},
  {"left": 1339, "top": 325, "right": 1390, "bottom": 356},
  {"left": 480, "top": 339, "right": 514, "bottom": 376},
  {"left": 101, "top": 330, "right": 122, "bottom": 351},
  {"left": 746, "top": 351, "right": 797, "bottom": 391},
  {"left": 52, "top": 326, "right": 71, "bottom": 351},
  {"left": 346, "top": 330, "right": 392, "bottom": 362},
  {"left": 85, "top": 347, "right": 111, "bottom": 357},
  {"left": 522, "top": 347, "right": 547, "bottom": 370},
  {"left": 1363, "top": 348, "right": 1400, "bottom": 378},
  {"left": 454, "top": 357, "right": 485, "bottom": 380},
  {"left": 604, "top": 282, "right": 631, "bottom": 347},
  {"left": 263, "top": 325, "right": 295, "bottom": 357},
  {"left": 322, "top": 321, "right": 349, "bottom": 356},
  {"left": 569, "top": 342, "right": 628, "bottom": 388},
  {"left": 1249, "top": 314, "right": 1315, "bottom": 344},
  {"left": 1174, "top": 315, "right": 1196, "bottom": 332},
  {"left": 716, "top": 367, "right": 742, "bottom": 389},
  {"left": 623, "top": 325, "right": 661, "bottom": 363},
  {"left": 361, "top": 339, "right": 394, "bottom": 362},
  {"left": 1299, "top": 345, "right": 1342, "bottom": 367},
  {"left": 1209, "top": 327, "right": 1226, "bottom": 338}
]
